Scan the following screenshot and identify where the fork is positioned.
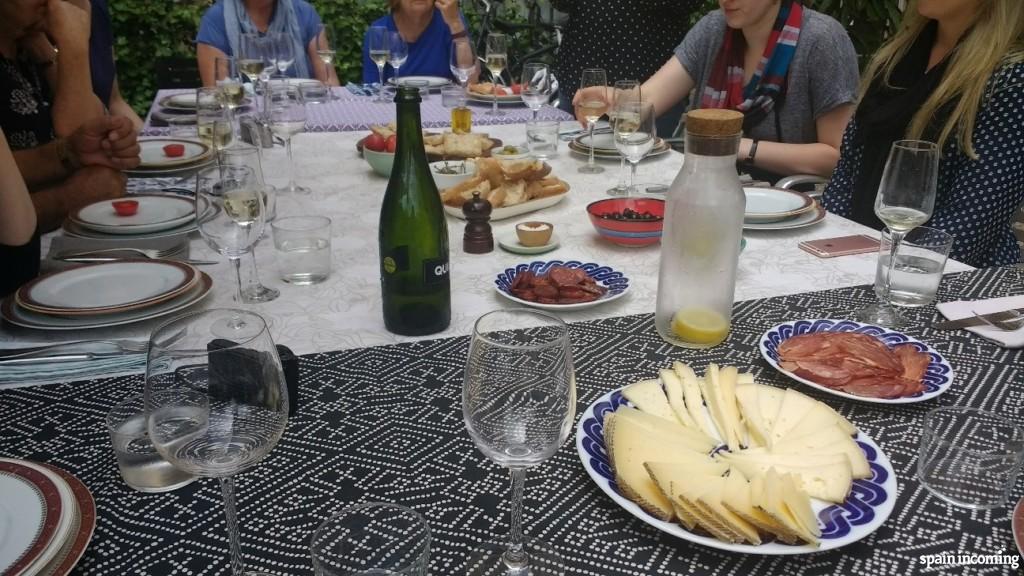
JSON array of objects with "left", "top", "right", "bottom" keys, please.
[
  {"left": 0, "top": 328, "right": 186, "bottom": 362},
  {"left": 970, "top": 308, "right": 1024, "bottom": 331},
  {"left": 56, "top": 244, "right": 186, "bottom": 260}
]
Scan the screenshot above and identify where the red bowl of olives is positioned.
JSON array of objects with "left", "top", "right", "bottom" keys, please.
[{"left": 585, "top": 198, "right": 664, "bottom": 247}]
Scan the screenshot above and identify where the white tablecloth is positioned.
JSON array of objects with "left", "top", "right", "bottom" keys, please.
[{"left": 1, "top": 124, "right": 972, "bottom": 354}]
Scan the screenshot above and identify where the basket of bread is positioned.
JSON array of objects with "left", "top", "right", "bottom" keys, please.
[{"left": 440, "top": 157, "right": 569, "bottom": 221}]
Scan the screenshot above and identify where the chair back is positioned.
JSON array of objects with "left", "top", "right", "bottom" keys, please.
[{"left": 154, "top": 57, "right": 200, "bottom": 89}]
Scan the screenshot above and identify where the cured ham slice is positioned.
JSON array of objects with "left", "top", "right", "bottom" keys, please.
[{"left": 778, "top": 332, "right": 930, "bottom": 399}]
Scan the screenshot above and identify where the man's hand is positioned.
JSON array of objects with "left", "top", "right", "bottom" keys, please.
[
  {"left": 46, "top": 0, "right": 90, "bottom": 50},
  {"left": 67, "top": 116, "right": 141, "bottom": 171},
  {"left": 436, "top": 0, "right": 462, "bottom": 30}
]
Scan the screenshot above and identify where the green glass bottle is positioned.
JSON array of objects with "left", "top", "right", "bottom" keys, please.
[{"left": 378, "top": 86, "right": 451, "bottom": 335}]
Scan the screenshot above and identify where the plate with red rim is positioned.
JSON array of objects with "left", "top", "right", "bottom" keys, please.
[
  {"left": 34, "top": 462, "right": 96, "bottom": 576},
  {"left": 71, "top": 194, "right": 196, "bottom": 235},
  {"left": 0, "top": 460, "right": 64, "bottom": 575},
  {"left": 758, "top": 319, "right": 955, "bottom": 404}
]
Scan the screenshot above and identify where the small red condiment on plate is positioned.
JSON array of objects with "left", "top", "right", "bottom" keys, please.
[
  {"left": 112, "top": 199, "right": 139, "bottom": 217},
  {"left": 163, "top": 143, "right": 185, "bottom": 157}
]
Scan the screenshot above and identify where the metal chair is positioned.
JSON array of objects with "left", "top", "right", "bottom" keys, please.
[{"left": 153, "top": 57, "right": 200, "bottom": 90}]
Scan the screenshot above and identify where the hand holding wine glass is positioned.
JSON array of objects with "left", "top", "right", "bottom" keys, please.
[
  {"left": 462, "top": 309, "right": 575, "bottom": 576},
  {"left": 368, "top": 26, "right": 390, "bottom": 102},
  {"left": 484, "top": 33, "right": 507, "bottom": 117},
  {"left": 576, "top": 68, "right": 608, "bottom": 174},
  {"left": 854, "top": 139, "right": 939, "bottom": 327}
]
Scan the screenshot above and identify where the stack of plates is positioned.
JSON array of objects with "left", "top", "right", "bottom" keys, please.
[
  {"left": 154, "top": 92, "right": 253, "bottom": 124},
  {"left": 742, "top": 186, "right": 825, "bottom": 230},
  {"left": 127, "top": 138, "right": 215, "bottom": 178},
  {"left": 0, "top": 458, "right": 95, "bottom": 575},
  {"left": 63, "top": 195, "right": 208, "bottom": 240},
  {"left": 2, "top": 260, "right": 213, "bottom": 330},
  {"left": 568, "top": 131, "right": 671, "bottom": 160},
  {"left": 389, "top": 76, "right": 451, "bottom": 90}
]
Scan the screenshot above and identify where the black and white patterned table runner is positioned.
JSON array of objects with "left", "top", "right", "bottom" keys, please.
[{"left": 1, "top": 267, "right": 1022, "bottom": 575}]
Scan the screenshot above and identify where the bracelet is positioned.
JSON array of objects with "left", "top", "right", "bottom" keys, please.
[
  {"left": 745, "top": 139, "right": 759, "bottom": 165},
  {"left": 54, "top": 138, "right": 80, "bottom": 174},
  {"left": 451, "top": 29, "right": 468, "bottom": 40}
]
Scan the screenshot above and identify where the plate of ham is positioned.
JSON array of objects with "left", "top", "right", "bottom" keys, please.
[{"left": 759, "top": 319, "right": 954, "bottom": 404}]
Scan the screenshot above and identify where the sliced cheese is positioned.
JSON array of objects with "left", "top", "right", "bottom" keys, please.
[
  {"left": 660, "top": 368, "right": 698, "bottom": 430},
  {"left": 735, "top": 384, "right": 770, "bottom": 447},
  {"left": 701, "top": 365, "right": 734, "bottom": 449},
  {"left": 760, "top": 468, "right": 820, "bottom": 546},
  {"left": 722, "top": 469, "right": 801, "bottom": 544},
  {"left": 696, "top": 479, "right": 762, "bottom": 544},
  {"left": 719, "top": 455, "right": 853, "bottom": 504},
  {"left": 615, "top": 406, "right": 717, "bottom": 453},
  {"left": 673, "top": 362, "right": 718, "bottom": 439},
  {"left": 755, "top": 385, "right": 785, "bottom": 433},
  {"left": 724, "top": 449, "right": 848, "bottom": 470},
  {"left": 778, "top": 472, "right": 821, "bottom": 540},
  {"left": 718, "top": 365, "right": 744, "bottom": 450},
  {"left": 644, "top": 462, "right": 731, "bottom": 537},
  {"left": 772, "top": 426, "right": 870, "bottom": 480},
  {"left": 737, "top": 372, "right": 756, "bottom": 385},
  {"left": 768, "top": 388, "right": 830, "bottom": 447},
  {"left": 622, "top": 379, "right": 678, "bottom": 424}
]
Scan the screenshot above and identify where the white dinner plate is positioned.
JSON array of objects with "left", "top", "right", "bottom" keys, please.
[
  {"left": 444, "top": 192, "right": 568, "bottom": 222},
  {"left": 32, "top": 462, "right": 95, "bottom": 576},
  {"left": 742, "top": 202, "right": 826, "bottom": 230},
  {"left": 743, "top": 187, "right": 815, "bottom": 223},
  {"left": 62, "top": 196, "right": 213, "bottom": 240},
  {"left": 159, "top": 93, "right": 199, "bottom": 111},
  {"left": 389, "top": 75, "right": 451, "bottom": 89},
  {"left": 2, "top": 272, "right": 213, "bottom": 331},
  {"left": 12, "top": 459, "right": 77, "bottom": 575},
  {"left": 568, "top": 138, "right": 671, "bottom": 160},
  {"left": 576, "top": 387, "right": 898, "bottom": 555},
  {"left": 759, "top": 319, "right": 955, "bottom": 404},
  {"left": 576, "top": 131, "right": 617, "bottom": 152},
  {"left": 72, "top": 195, "right": 195, "bottom": 235},
  {"left": 0, "top": 460, "right": 61, "bottom": 574},
  {"left": 124, "top": 157, "right": 216, "bottom": 179},
  {"left": 466, "top": 90, "right": 524, "bottom": 104},
  {"left": 20, "top": 260, "right": 195, "bottom": 311},
  {"left": 494, "top": 260, "right": 630, "bottom": 311},
  {"left": 138, "top": 138, "right": 213, "bottom": 169},
  {"left": 496, "top": 230, "right": 560, "bottom": 255}
]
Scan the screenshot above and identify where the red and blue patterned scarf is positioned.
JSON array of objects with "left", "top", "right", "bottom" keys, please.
[{"left": 701, "top": 0, "right": 803, "bottom": 130}]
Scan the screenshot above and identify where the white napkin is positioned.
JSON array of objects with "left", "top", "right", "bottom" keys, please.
[
  {"left": 0, "top": 354, "right": 146, "bottom": 389},
  {"left": 936, "top": 295, "right": 1024, "bottom": 348}
]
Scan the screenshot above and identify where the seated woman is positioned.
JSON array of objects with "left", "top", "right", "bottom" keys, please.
[
  {"left": 574, "top": 0, "right": 859, "bottom": 182},
  {"left": 196, "top": 0, "right": 339, "bottom": 86},
  {"left": 823, "top": 0, "right": 1023, "bottom": 268},
  {"left": 362, "top": 0, "right": 471, "bottom": 84}
]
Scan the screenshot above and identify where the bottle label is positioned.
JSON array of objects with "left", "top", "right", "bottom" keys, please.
[
  {"left": 382, "top": 246, "right": 409, "bottom": 274},
  {"left": 423, "top": 256, "right": 449, "bottom": 286}
]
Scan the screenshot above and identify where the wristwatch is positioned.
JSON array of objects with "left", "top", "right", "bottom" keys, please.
[
  {"left": 745, "top": 139, "right": 759, "bottom": 165},
  {"left": 451, "top": 29, "right": 468, "bottom": 40}
]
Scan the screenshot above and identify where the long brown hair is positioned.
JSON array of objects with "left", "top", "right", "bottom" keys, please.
[{"left": 859, "top": 0, "right": 1024, "bottom": 158}]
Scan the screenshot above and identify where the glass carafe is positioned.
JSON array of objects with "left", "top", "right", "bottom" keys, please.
[{"left": 655, "top": 110, "right": 745, "bottom": 348}]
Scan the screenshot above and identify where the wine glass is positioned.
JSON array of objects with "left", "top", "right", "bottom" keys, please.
[
  {"left": 484, "top": 33, "right": 507, "bottom": 116},
  {"left": 462, "top": 309, "right": 575, "bottom": 576},
  {"left": 853, "top": 140, "right": 939, "bottom": 327},
  {"left": 267, "top": 85, "right": 309, "bottom": 195},
  {"left": 606, "top": 80, "right": 640, "bottom": 196},
  {"left": 388, "top": 31, "right": 408, "bottom": 86},
  {"left": 146, "top": 308, "right": 288, "bottom": 576},
  {"left": 576, "top": 68, "right": 608, "bottom": 174},
  {"left": 368, "top": 26, "right": 390, "bottom": 102},
  {"left": 214, "top": 57, "right": 244, "bottom": 138},
  {"left": 196, "top": 88, "right": 232, "bottom": 149},
  {"left": 275, "top": 32, "right": 294, "bottom": 76},
  {"left": 195, "top": 146, "right": 268, "bottom": 303},
  {"left": 221, "top": 147, "right": 280, "bottom": 303},
  {"left": 316, "top": 25, "right": 337, "bottom": 99},
  {"left": 614, "top": 101, "right": 655, "bottom": 196},
  {"left": 520, "top": 62, "right": 551, "bottom": 120},
  {"left": 449, "top": 37, "right": 476, "bottom": 104}
]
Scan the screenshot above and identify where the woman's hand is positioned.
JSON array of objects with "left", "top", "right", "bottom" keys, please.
[
  {"left": 436, "top": 0, "right": 462, "bottom": 31},
  {"left": 571, "top": 85, "right": 610, "bottom": 127}
]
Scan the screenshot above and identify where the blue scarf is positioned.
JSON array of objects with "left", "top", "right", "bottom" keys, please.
[{"left": 223, "top": 0, "right": 311, "bottom": 78}]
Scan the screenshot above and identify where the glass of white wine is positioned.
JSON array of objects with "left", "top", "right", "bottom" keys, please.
[
  {"left": 197, "top": 87, "right": 233, "bottom": 149},
  {"left": 268, "top": 85, "right": 309, "bottom": 195},
  {"left": 215, "top": 57, "right": 244, "bottom": 137},
  {"left": 368, "top": 26, "right": 390, "bottom": 102},
  {"left": 613, "top": 100, "right": 655, "bottom": 196},
  {"left": 607, "top": 79, "right": 640, "bottom": 195},
  {"left": 316, "top": 25, "right": 336, "bottom": 100},
  {"left": 854, "top": 139, "right": 939, "bottom": 327},
  {"left": 485, "top": 33, "right": 507, "bottom": 117},
  {"left": 388, "top": 31, "right": 408, "bottom": 86},
  {"left": 576, "top": 68, "right": 608, "bottom": 174}
]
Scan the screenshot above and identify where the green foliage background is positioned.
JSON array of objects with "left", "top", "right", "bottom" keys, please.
[{"left": 112, "top": 0, "right": 902, "bottom": 114}]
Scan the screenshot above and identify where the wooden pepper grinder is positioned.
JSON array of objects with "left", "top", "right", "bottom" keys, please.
[{"left": 462, "top": 192, "right": 494, "bottom": 254}]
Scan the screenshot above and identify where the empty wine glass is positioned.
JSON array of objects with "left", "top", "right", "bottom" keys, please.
[
  {"left": 484, "top": 33, "right": 507, "bottom": 116},
  {"left": 222, "top": 147, "right": 280, "bottom": 303},
  {"left": 607, "top": 80, "right": 640, "bottom": 196},
  {"left": 854, "top": 140, "right": 939, "bottom": 327},
  {"left": 146, "top": 308, "right": 288, "bottom": 576},
  {"left": 268, "top": 85, "right": 309, "bottom": 195},
  {"left": 463, "top": 309, "right": 575, "bottom": 576},
  {"left": 214, "top": 57, "right": 244, "bottom": 138},
  {"left": 520, "top": 62, "right": 551, "bottom": 120},
  {"left": 576, "top": 68, "right": 607, "bottom": 174},
  {"left": 196, "top": 147, "right": 268, "bottom": 303},
  {"left": 614, "top": 101, "right": 655, "bottom": 196},
  {"left": 449, "top": 37, "right": 476, "bottom": 108},
  {"left": 388, "top": 31, "right": 408, "bottom": 86},
  {"left": 275, "top": 32, "right": 295, "bottom": 76},
  {"left": 315, "top": 25, "right": 337, "bottom": 99},
  {"left": 368, "top": 26, "right": 390, "bottom": 102}
]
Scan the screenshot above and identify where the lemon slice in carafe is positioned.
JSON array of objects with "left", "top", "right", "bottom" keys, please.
[{"left": 670, "top": 307, "right": 729, "bottom": 345}]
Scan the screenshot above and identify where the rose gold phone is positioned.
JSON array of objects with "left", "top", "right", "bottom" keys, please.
[{"left": 798, "top": 234, "right": 880, "bottom": 258}]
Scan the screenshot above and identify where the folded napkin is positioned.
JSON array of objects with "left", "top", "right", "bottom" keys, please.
[
  {"left": 345, "top": 82, "right": 376, "bottom": 97},
  {"left": 0, "top": 354, "right": 146, "bottom": 389},
  {"left": 936, "top": 295, "right": 1024, "bottom": 348}
]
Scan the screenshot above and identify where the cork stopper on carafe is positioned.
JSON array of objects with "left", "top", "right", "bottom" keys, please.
[{"left": 684, "top": 109, "right": 743, "bottom": 156}]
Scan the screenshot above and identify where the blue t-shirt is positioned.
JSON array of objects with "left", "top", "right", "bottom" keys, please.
[
  {"left": 196, "top": 0, "right": 322, "bottom": 78},
  {"left": 89, "top": 0, "right": 115, "bottom": 107},
  {"left": 361, "top": 11, "right": 469, "bottom": 84}
]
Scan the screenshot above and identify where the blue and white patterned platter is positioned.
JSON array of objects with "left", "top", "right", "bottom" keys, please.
[
  {"left": 759, "top": 319, "right": 955, "bottom": 404},
  {"left": 575, "top": 388, "right": 898, "bottom": 555},
  {"left": 494, "top": 260, "right": 630, "bottom": 311}
]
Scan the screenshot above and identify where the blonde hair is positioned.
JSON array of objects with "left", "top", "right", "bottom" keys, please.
[{"left": 859, "top": 0, "right": 1024, "bottom": 158}]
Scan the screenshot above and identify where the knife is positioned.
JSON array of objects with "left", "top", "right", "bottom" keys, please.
[
  {"left": 58, "top": 256, "right": 219, "bottom": 266},
  {"left": 931, "top": 308, "right": 1024, "bottom": 330},
  {"left": 0, "top": 352, "right": 140, "bottom": 365}
]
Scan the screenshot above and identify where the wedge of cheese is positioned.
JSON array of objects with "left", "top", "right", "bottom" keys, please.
[
  {"left": 772, "top": 425, "right": 870, "bottom": 479},
  {"left": 754, "top": 384, "right": 785, "bottom": 433},
  {"left": 605, "top": 412, "right": 717, "bottom": 521},
  {"left": 717, "top": 365, "right": 745, "bottom": 450},
  {"left": 695, "top": 479, "right": 762, "bottom": 544},
  {"left": 778, "top": 471, "right": 821, "bottom": 540},
  {"left": 700, "top": 365, "right": 735, "bottom": 449},
  {"left": 718, "top": 452, "right": 853, "bottom": 503},
  {"left": 755, "top": 468, "right": 820, "bottom": 546},
  {"left": 735, "top": 384, "right": 770, "bottom": 447},
  {"left": 673, "top": 362, "right": 718, "bottom": 439},
  {"left": 721, "top": 469, "right": 801, "bottom": 544},
  {"left": 644, "top": 461, "right": 729, "bottom": 530},
  {"left": 660, "top": 368, "right": 698, "bottom": 429},
  {"left": 768, "top": 388, "right": 857, "bottom": 447},
  {"left": 622, "top": 379, "right": 678, "bottom": 424},
  {"left": 614, "top": 406, "right": 717, "bottom": 453}
]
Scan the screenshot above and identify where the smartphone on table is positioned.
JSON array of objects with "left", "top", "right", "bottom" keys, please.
[{"left": 798, "top": 234, "right": 880, "bottom": 258}]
